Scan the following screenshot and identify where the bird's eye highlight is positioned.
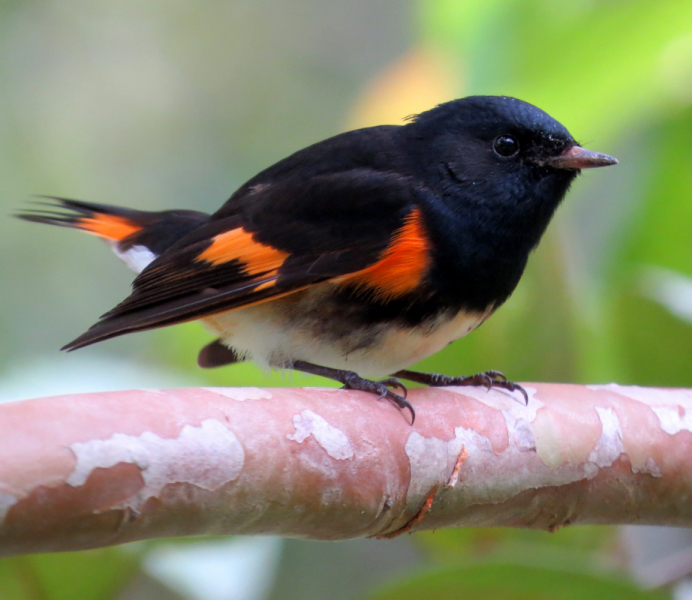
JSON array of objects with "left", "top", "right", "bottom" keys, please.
[{"left": 493, "top": 135, "right": 520, "bottom": 158}]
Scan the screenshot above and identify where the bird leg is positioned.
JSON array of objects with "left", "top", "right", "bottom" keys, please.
[
  {"left": 291, "top": 360, "right": 415, "bottom": 424},
  {"left": 394, "top": 369, "right": 528, "bottom": 404}
]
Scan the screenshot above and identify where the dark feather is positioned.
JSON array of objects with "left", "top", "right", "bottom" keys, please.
[
  {"left": 198, "top": 339, "right": 243, "bottom": 368},
  {"left": 61, "top": 168, "right": 422, "bottom": 349}
]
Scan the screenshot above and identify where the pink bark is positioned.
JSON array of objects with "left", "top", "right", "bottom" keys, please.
[{"left": 0, "top": 383, "right": 691, "bottom": 556}]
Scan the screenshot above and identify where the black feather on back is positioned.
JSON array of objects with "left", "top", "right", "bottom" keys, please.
[{"left": 49, "top": 96, "right": 587, "bottom": 351}]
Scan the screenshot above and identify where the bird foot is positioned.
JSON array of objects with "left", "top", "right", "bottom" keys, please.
[
  {"left": 291, "top": 361, "right": 415, "bottom": 424},
  {"left": 341, "top": 373, "right": 413, "bottom": 421},
  {"left": 394, "top": 369, "right": 528, "bottom": 405}
]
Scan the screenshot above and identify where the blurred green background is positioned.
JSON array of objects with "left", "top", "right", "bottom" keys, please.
[{"left": 1, "top": 0, "right": 692, "bottom": 598}]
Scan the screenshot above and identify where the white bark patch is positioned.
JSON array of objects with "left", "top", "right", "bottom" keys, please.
[
  {"left": 448, "top": 385, "right": 540, "bottom": 415},
  {"left": 405, "top": 431, "right": 466, "bottom": 501},
  {"left": 405, "top": 423, "right": 565, "bottom": 508},
  {"left": 67, "top": 419, "right": 244, "bottom": 511},
  {"left": 588, "top": 383, "right": 692, "bottom": 406},
  {"left": 513, "top": 418, "right": 537, "bottom": 452},
  {"left": 652, "top": 406, "right": 692, "bottom": 435},
  {"left": 633, "top": 457, "right": 663, "bottom": 478},
  {"left": 0, "top": 492, "right": 17, "bottom": 521},
  {"left": 450, "top": 425, "right": 554, "bottom": 503},
  {"left": 203, "top": 387, "right": 273, "bottom": 401},
  {"left": 587, "top": 407, "right": 625, "bottom": 470},
  {"left": 588, "top": 384, "right": 690, "bottom": 476},
  {"left": 402, "top": 392, "right": 631, "bottom": 509},
  {"left": 449, "top": 386, "right": 541, "bottom": 452},
  {"left": 287, "top": 410, "right": 354, "bottom": 460}
]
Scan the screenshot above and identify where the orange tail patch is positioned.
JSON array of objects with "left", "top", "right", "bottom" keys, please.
[{"left": 78, "top": 214, "right": 143, "bottom": 241}]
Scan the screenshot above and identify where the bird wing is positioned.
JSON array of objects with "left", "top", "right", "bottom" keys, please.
[{"left": 64, "top": 168, "right": 433, "bottom": 350}]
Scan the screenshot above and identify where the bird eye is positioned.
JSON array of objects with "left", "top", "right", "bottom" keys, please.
[{"left": 493, "top": 135, "right": 520, "bottom": 158}]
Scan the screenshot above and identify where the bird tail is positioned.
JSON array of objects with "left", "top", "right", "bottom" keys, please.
[{"left": 17, "top": 197, "right": 209, "bottom": 273}]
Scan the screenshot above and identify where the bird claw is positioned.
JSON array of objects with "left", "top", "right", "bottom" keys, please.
[
  {"left": 484, "top": 370, "right": 508, "bottom": 383},
  {"left": 341, "top": 374, "right": 415, "bottom": 424},
  {"left": 377, "top": 377, "right": 408, "bottom": 399},
  {"left": 396, "top": 368, "right": 527, "bottom": 406},
  {"left": 470, "top": 371, "right": 528, "bottom": 405},
  {"left": 372, "top": 380, "right": 414, "bottom": 424},
  {"left": 383, "top": 390, "right": 416, "bottom": 425},
  {"left": 505, "top": 381, "right": 529, "bottom": 405}
]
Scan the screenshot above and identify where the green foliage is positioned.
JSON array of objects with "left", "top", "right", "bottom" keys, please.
[
  {"left": 0, "top": 547, "right": 142, "bottom": 600},
  {"left": 368, "top": 564, "right": 668, "bottom": 600},
  {"left": 408, "top": 0, "right": 692, "bottom": 392},
  {"left": 2, "top": 0, "right": 690, "bottom": 598},
  {"left": 371, "top": 525, "right": 645, "bottom": 600},
  {"left": 416, "top": 523, "right": 616, "bottom": 561},
  {"left": 372, "top": 0, "right": 692, "bottom": 598},
  {"left": 610, "top": 107, "right": 692, "bottom": 386}
]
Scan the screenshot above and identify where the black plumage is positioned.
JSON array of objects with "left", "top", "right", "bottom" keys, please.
[{"left": 18, "top": 96, "right": 617, "bottom": 421}]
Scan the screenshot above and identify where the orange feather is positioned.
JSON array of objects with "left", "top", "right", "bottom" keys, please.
[
  {"left": 77, "top": 214, "right": 142, "bottom": 241},
  {"left": 341, "top": 207, "right": 430, "bottom": 301},
  {"left": 197, "top": 228, "right": 289, "bottom": 277}
]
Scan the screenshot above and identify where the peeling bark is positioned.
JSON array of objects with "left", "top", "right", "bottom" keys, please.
[{"left": 0, "top": 383, "right": 691, "bottom": 556}]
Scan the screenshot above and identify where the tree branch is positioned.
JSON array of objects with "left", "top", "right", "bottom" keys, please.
[{"left": 1, "top": 382, "right": 691, "bottom": 556}]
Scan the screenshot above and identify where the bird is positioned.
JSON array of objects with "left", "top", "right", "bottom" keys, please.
[{"left": 19, "top": 96, "right": 617, "bottom": 423}]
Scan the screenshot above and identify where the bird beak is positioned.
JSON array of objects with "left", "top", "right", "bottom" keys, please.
[{"left": 546, "top": 145, "right": 618, "bottom": 169}]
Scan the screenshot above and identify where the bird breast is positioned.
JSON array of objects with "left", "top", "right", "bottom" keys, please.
[{"left": 201, "top": 284, "right": 494, "bottom": 378}]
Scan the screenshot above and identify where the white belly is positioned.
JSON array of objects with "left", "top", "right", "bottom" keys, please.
[{"left": 201, "top": 288, "right": 492, "bottom": 378}]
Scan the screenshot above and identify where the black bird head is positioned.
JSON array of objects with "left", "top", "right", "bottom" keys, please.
[
  {"left": 402, "top": 96, "right": 617, "bottom": 243},
  {"left": 398, "top": 95, "right": 617, "bottom": 311}
]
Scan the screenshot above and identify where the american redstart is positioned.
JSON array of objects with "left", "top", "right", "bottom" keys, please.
[{"left": 19, "top": 96, "right": 617, "bottom": 422}]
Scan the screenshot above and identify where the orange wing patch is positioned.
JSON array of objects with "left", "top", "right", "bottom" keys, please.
[
  {"left": 78, "top": 214, "right": 142, "bottom": 241},
  {"left": 342, "top": 207, "right": 430, "bottom": 301},
  {"left": 197, "top": 227, "right": 289, "bottom": 277}
]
